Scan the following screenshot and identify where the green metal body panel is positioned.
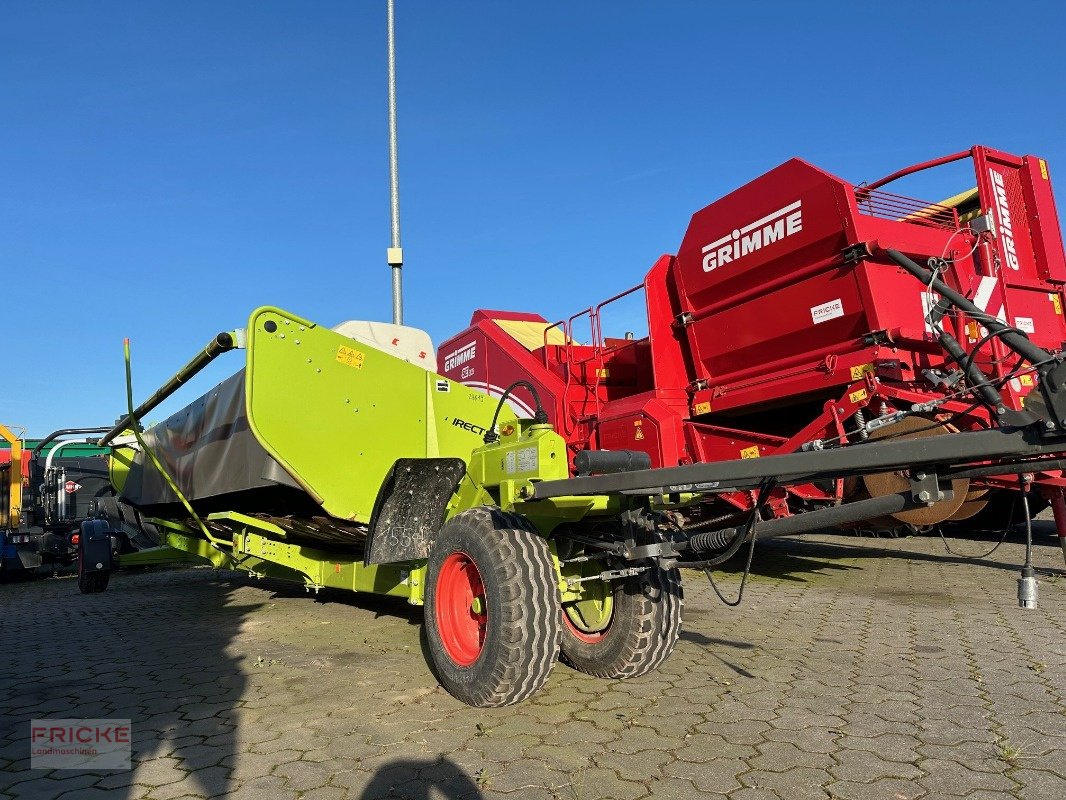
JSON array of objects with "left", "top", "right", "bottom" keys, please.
[
  {"left": 108, "top": 306, "right": 644, "bottom": 609},
  {"left": 245, "top": 307, "right": 513, "bottom": 523}
]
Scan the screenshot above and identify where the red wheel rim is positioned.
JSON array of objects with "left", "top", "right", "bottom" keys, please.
[
  {"left": 435, "top": 551, "right": 487, "bottom": 666},
  {"left": 563, "top": 609, "right": 610, "bottom": 644}
]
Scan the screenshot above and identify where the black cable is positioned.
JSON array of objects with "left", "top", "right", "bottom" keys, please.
[
  {"left": 702, "top": 478, "right": 776, "bottom": 606},
  {"left": 483, "top": 380, "right": 549, "bottom": 443},
  {"left": 936, "top": 496, "right": 1015, "bottom": 559},
  {"left": 960, "top": 325, "right": 1027, "bottom": 392},
  {"left": 1022, "top": 481, "right": 1034, "bottom": 570}
]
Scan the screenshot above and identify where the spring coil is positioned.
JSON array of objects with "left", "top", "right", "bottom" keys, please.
[
  {"left": 852, "top": 408, "right": 869, "bottom": 441},
  {"left": 688, "top": 526, "right": 742, "bottom": 554}
]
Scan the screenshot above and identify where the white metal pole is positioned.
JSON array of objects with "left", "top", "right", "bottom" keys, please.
[{"left": 386, "top": 0, "right": 403, "bottom": 324}]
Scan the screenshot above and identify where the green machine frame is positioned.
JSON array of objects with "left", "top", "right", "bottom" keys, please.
[{"left": 109, "top": 306, "right": 615, "bottom": 610}]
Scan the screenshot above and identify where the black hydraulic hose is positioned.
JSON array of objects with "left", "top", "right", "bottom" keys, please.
[
  {"left": 679, "top": 491, "right": 922, "bottom": 569},
  {"left": 483, "top": 380, "right": 549, "bottom": 443},
  {"left": 98, "top": 331, "right": 237, "bottom": 447},
  {"left": 32, "top": 427, "right": 112, "bottom": 458},
  {"left": 926, "top": 294, "right": 954, "bottom": 327},
  {"left": 960, "top": 326, "right": 1027, "bottom": 389},
  {"left": 882, "top": 248, "right": 1054, "bottom": 367},
  {"left": 936, "top": 329, "right": 1006, "bottom": 412}
]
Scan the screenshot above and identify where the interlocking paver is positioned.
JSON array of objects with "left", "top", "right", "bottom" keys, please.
[{"left": 1, "top": 529, "right": 1063, "bottom": 800}]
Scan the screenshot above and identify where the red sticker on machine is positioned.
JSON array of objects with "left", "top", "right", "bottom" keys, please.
[{"left": 64, "top": 481, "right": 82, "bottom": 493}]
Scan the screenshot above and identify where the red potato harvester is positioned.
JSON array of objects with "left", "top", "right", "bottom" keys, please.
[{"left": 440, "top": 145, "right": 1066, "bottom": 565}]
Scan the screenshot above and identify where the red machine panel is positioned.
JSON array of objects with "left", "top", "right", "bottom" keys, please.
[{"left": 441, "top": 145, "right": 1066, "bottom": 513}]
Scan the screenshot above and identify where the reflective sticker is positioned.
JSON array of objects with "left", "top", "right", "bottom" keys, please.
[
  {"left": 1015, "top": 317, "right": 1035, "bottom": 334},
  {"left": 740, "top": 446, "right": 760, "bottom": 459},
  {"left": 849, "top": 389, "right": 868, "bottom": 403},
  {"left": 850, "top": 363, "right": 874, "bottom": 380},
  {"left": 336, "top": 345, "right": 366, "bottom": 369},
  {"left": 694, "top": 401, "right": 712, "bottom": 415}
]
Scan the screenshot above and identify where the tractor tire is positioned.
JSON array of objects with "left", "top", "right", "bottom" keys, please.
[
  {"left": 560, "top": 510, "right": 683, "bottom": 679},
  {"left": 424, "top": 507, "right": 561, "bottom": 707},
  {"left": 76, "top": 545, "right": 109, "bottom": 594}
]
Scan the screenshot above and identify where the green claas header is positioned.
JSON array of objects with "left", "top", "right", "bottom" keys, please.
[{"left": 78, "top": 305, "right": 1066, "bottom": 706}]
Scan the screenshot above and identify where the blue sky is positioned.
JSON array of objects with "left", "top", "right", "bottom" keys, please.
[{"left": 4, "top": 1, "right": 1065, "bottom": 436}]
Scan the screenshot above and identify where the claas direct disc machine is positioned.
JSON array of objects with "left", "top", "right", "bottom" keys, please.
[{"left": 78, "top": 145, "right": 1066, "bottom": 706}]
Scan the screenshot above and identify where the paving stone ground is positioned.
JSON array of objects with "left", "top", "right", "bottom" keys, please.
[{"left": 1, "top": 523, "right": 1065, "bottom": 800}]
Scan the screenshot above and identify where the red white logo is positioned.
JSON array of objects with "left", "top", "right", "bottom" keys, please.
[
  {"left": 989, "top": 169, "right": 1020, "bottom": 271},
  {"left": 702, "top": 200, "right": 803, "bottom": 272},
  {"left": 443, "top": 341, "right": 477, "bottom": 372},
  {"left": 64, "top": 481, "right": 82, "bottom": 494}
]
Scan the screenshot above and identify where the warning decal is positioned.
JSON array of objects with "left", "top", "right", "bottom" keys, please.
[{"left": 336, "top": 345, "right": 366, "bottom": 369}]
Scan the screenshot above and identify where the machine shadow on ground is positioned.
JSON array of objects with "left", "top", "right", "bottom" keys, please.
[
  {"left": 769, "top": 521, "right": 1066, "bottom": 576},
  {"left": 0, "top": 567, "right": 256, "bottom": 800}
]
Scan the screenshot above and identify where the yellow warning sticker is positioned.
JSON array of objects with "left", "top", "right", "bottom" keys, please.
[
  {"left": 634, "top": 427, "right": 645, "bottom": 441},
  {"left": 596, "top": 368, "right": 610, "bottom": 378},
  {"left": 740, "top": 445, "right": 760, "bottom": 459},
  {"left": 850, "top": 363, "right": 875, "bottom": 380},
  {"left": 694, "top": 401, "right": 712, "bottom": 415},
  {"left": 849, "top": 389, "right": 868, "bottom": 403},
  {"left": 1040, "top": 159, "right": 1049, "bottom": 180},
  {"left": 336, "top": 345, "right": 366, "bottom": 369},
  {"left": 1020, "top": 374, "right": 1034, "bottom": 387},
  {"left": 1051, "top": 293, "right": 1063, "bottom": 315}
]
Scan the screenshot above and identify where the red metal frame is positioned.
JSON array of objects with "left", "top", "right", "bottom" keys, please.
[{"left": 439, "top": 146, "right": 1066, "bottom": 519}]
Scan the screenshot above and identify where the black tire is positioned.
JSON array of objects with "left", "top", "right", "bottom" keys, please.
[
  {"left": 559, "top": 510, "right": 683, "bottom": 679},
  {"left": 424, "top": 507, "right": 561, "bottom": 707},
  {"left": 954, "top": 490, "right": 1050, "bottom": 532},
  {"left": 76, "top": 541, "right": 110, "bottom": 594}
]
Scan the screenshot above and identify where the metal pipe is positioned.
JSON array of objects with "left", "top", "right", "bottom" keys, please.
[
  {"left": 749, "top": 492, "right": 918, "bottom": 540},
  {"left": 943, "top": 457, "right": 1066, "bottom": 480},
  {"left": 45, "top": 439, "right": 91, "bottom": 473},
  {"left": 574, "top": 449, "right": 652, "bottom": 476},
  {"left": 32, "top": 428, "right": 112, "bottom": 458},
  {"left": 533, "top": 425, "right": 1058, "bottom": 499},
  {"left": 98, "top": 331, "right": 237, "bottom": 447},
  {"left": 936, "top": 328, "right": 1006, "bottom": 411},
  {"left": 676, "top": 492, "right": 922, "bottom": 568},
  {"left": 386, "top": 0, "right": 403, "bottom": 325},
  {"left": 859, "top": 150, "right": 971, "bottom": 194},
  {"left": 882, "top": 248, "right": 1054, "bottom": 367}
]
